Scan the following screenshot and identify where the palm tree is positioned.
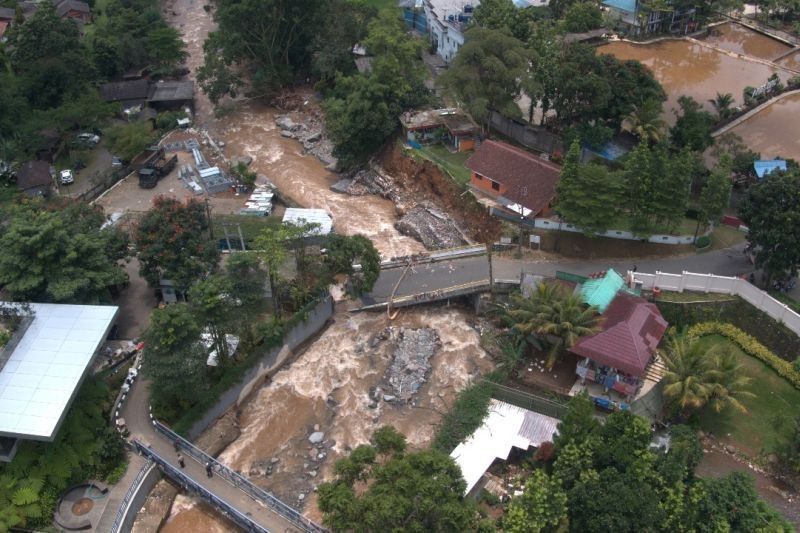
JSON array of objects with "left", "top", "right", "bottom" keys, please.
[
  {"left": 499, "top": 283, "right": 601, "bottom": 369},
  {"left": 709, "top": 92, "right": 735, "bottom": 121},
  {"left": 661, "top": 335, "right": 753, "bottom": 418},
  {"left": 705, "top": 349, "right": 754, "bottom": 414},
  {"left": 537, "top": 293, "right": 602, "bottom": 369},
  {"left": 623, "top": 98, "right": 667, "bottom": 144}
]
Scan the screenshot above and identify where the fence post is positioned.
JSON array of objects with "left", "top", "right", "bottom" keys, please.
[{"left": 677, "top": 271, "right": 687, "bottom": 292}]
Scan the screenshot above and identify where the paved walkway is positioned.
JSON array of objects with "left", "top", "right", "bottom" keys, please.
[
  {"left": 120, "top": 378, "right": 304, "bottom": 532},
  {"left": 93, "top": 452, "right": 148, "bottom": 532}
]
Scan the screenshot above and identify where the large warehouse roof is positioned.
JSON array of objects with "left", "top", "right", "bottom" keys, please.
[{"left": 0, "top": 303, "right": 118, "bottom": 441}]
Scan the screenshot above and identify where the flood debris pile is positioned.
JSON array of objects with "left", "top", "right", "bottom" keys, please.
[
  {"left": 395, "top": 204, "right": 467, "bottom": 250},
  {"left": 371, "top": 327, "right": 441, "bottom": 404},
  {"left": 275, "top": 114, "right": 336, "bottom": 168},
  {"left": 330, "top": 168, "right": 396, "bottom": 199}
]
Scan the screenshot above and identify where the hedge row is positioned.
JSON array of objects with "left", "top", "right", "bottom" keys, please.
[{"left": 687, "top": 322, "right": 800, "bottom": 390}]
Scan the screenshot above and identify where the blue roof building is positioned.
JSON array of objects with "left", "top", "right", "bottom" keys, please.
[{"left": 753, "top": 159, "right": 787, "bottom": 179}]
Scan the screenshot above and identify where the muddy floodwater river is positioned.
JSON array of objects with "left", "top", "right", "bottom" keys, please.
[
  {"left": 599, "top": 40, "right": 788, "bottom": 123},
  {"left": 723, "top": 92, "right": 800, "bottom": 160},
  {"left": 701, "top": 22, "right": 792, "bottom": 61}
]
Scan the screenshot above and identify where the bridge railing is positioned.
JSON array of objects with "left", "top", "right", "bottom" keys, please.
[
  {"left": 153, "top": 420, "right": 327, "bottom": 533},
  {"left": 109, "top": 458, "right": 154, "bottom": 533},
  {"left": 132, "top": 440, "right": 270, "bottom": 533}
]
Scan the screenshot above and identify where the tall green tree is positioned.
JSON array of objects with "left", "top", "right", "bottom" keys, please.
[
  {"left": 324, "top": 234, "right": 381, "bottom": 296},
  {"left": 318, "top": 428, "right": 481, "bottom": 531},
  {"left": 106, "top": 122, "right": 156, "bottom": 162},
  {"left": 739, "top": 169, "right": 800, "bottom": 283},
  {"left": 709, "top": 92, "right": 735, "bottom": 121},
  {"left": 135, "top": 196, "right": 219, "bottom": 290},
  {"left": 697, "top": 472, "right": 792, "bottom": 532},
  {"left": 555, "top": 140, "right": 623, "bottom": 235},
  {"left": 142, "top": 303, "right": 208, "bottom": 417},
  {"left": 472, "top": 0, "right": 537, "bottom": 41},
  {"left": 310, "top": 0, "right": 377, "bottom": 87},
  {"left": 504, "top": 469, "right": 568, "bottom": 532},
  {"left": 697, "top": 155, "right": 733, "bottom": 238},
  {"left": 0, "top": 201, "right": 128, "bottom": 303},
  {"left": 671, "top": 95, "right": 715, "bottom": 152},
  {"left": 562, "top": 1, "right": 603, "bottom": 32},
  {"left": 145, "top": 26, "right": 188, "bottom": 77},
  {"left": 441, "top": 27, "right": 531, "bottom": 131}
]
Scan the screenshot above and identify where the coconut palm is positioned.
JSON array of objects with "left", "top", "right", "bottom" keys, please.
[
  {"left": 537, "top": 292, "right": 602, "bottom": 368},
  {"left": 623, "top": 98, "right": 667, "bottom": 144},
  {"left": 709, "top": 92, "right": 735, "bottom": 121},
  {"left": 498, "top": 282, "right": 601, "bottom": 368},
  {"left": 661, "top": 335, "right": 753, "bottom": 418}
]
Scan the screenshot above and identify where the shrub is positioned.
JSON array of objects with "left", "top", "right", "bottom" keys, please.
[
  {"left": 687, "top": 322, "right": 800, "bottom": 389},
  {"left": 695, "top": 235, "right": 711, "bottom": 248},
  {"left": 433, "top": 377, "right": 496, "bottom": 453},
  {"left": 789, "top": 76, "right": 800, "bottom": 89}
]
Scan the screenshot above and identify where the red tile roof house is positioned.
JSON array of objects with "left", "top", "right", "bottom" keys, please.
[
  {"left": 465, "top": 140, "right": 561, "bottom": 218},
  {"left": 571, "top": 292, "right": 668, "bottom": 406}
]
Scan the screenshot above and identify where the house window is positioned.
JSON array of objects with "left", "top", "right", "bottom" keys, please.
[{"left": 491, "top": 181, "right": 500, "bottom": 191}]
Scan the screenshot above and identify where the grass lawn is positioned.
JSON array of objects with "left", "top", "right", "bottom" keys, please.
[
  {"left": 709, "top": 223, "right": 747, "bottom": 251},
  {"left": 212, "top": 213, "right": 282, "bottom": 246},
  {"left": 417, "top": 144, "right": 473, "bottom": 186},
  {"left": 695, "top": 335, "right": 800, "bottom": 456},
  {"left": 657, "top": 291, "right": 737, "bottom": 303}
]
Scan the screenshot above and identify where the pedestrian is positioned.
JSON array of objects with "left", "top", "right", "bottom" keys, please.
[
  {"left": 205, "top": 462, "right": 213, "bottom": 478},
  {"left": 632, "top": 265, "right": 638, "bottom": 273},
  {"left": 177, "top": 453, "right": 185, "bottom": 469},
  {"left": 173, "top": 439, "right": 180, "bottom": 453}
]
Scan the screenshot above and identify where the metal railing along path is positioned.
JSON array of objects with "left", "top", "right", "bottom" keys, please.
[
  {"left": 109, "top": 458, "right": 155, "bottom": 533},
  {"left": 153, "top": 420, "right": 327, "bottom": 533},
  {"left": 132, "top": 440, "right": 270, "bottom": 533}
]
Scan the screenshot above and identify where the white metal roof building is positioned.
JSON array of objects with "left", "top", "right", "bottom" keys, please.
[
  {"left": 450, "top": 399, "right": 560, "bottom": 494},
  {"left": 282, "top": 208, "right": 333, "bottom": 235},
  {"left": 0, "top": 303, "right": 118, "bottom": 446}
]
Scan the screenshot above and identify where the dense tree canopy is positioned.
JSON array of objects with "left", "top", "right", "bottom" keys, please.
[
  {"left": 135, "top": 196, "right": 219, "bottom": 290},
  {"left": 318, "top": 427, "right": 484, "bottom": 531},
  {"left": 0, "top": 201, "right": 128, "bottom": 303},
  {"left": 441, "top": 27, "right": 531, "bottom": 130},
  {"left": 739, "top": 169, "right": 800, "bottom": 282}
]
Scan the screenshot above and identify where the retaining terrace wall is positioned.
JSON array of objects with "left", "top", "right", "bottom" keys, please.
[
  {"left": 634, "top": 271, "right": 800, "bottom": 335},
  {"left": 532, "top": 218, "right": 711, "bottom": 245},
  {"left": 185, "top": 295, "right": 335, "bottom": 440}
]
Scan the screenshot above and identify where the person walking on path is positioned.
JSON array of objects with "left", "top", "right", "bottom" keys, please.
[
  {"left": 178, "top": 453, "right": 185, "bottom": 468},
  {"left": 205, "top": 462, "right": 213, "bottom": 477},
  {"left": 173, "top": 439, "right": 180, "bottom": 453}
]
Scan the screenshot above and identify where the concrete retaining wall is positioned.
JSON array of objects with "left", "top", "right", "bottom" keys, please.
[
  {"left": 186, "top": 295, "right": 335, "bottom": 439},
  {"left": 114, "top": 462, "right": 160, "bottom": 533},
  {"left": 532, "top": 218, "right": 709, "bottom": 245},
  {"left": 634, "top": 271, "right": 800, "bottom": 335}
]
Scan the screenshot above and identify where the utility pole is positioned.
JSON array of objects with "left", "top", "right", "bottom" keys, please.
[{"left": 486, "top": 241, "right": 494, "bottom": 301}]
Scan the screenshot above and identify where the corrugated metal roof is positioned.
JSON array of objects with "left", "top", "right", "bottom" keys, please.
[
  {"left": 450, "top": 399, "right": 559, "bottom": 494},
  {"left": 282, "top": 208, "right": 333, "bottom": 235},
  {"left": 603, "top": 0, "right": 636, "bottom": 13},
  {"left": 579, "top": 269, "right": 625, "bottom": 313},
  {"left": 754, "top": 159, "right": 786, "bottom": 179}
]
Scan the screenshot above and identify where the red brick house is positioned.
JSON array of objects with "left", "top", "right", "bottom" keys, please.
[
  {"left": 53, "top": 0, "right": 91, "bottom": 22},
  {"left": 572, "top": 292, "right": 668, "bottom": 399},
  {"left": 465, "top": 140, "right": 560, "bottom": 217}
]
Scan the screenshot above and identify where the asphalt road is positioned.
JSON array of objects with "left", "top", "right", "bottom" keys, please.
[{"left": 363, "top": 243, "right": 753, "bottom": 306}]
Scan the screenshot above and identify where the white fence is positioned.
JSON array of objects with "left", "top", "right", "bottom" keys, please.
[
  {"left": 633, "top": 271, "right": 800, "bottom": 335},
  {"left": 533, "top": 218, "right": 710, "bottom": 245}
]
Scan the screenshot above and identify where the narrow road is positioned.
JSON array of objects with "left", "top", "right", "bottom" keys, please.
[{"left": 363, "top": 243, "right": 752, "bottom": 306}]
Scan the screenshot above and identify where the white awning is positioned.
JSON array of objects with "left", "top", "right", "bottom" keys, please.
[{"left": 450, "top": 399, "right": 559, "bottom": 494}]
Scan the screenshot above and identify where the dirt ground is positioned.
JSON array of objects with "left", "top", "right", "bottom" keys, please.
[
  {"left": 534, "top": 229, "right": 696, "bottom": 259},
  {"left": 115, "top": 259, "right": 158, "bottom": 340},
  {"left": 379, "top": 142, "right": 502, "bottom": 244},
  {"left": 95, "top": 131, "right": 247, "bottom": 217}
]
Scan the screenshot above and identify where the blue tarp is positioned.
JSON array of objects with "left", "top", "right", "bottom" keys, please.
[
  {"left": 603, "top": 0, "right": 636, "bottom": 13},
  {"left": 584, "top": 140, "right": 630, "bottom": 161},
  {"left": 754, "top": 159, "right": 786, "bottom": 179}
]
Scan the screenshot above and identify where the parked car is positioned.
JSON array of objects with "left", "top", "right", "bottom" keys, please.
[
  {"left": 59, "top": 169, "right": 74, "bottom": 185},
  {"left": 78, "top": 132, "right": 100, "bottom": 144},
  {"left": 111, "top": 156, "right": 123, "bottom": 168}
]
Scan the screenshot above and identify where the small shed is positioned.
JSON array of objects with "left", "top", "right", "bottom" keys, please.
[
  {"left": 148, "top": 80, "right": 194, "bottom": 112},
  {"left": 282, "top": 208, "right": 333, "bottom": 235},
  {"left": 16, "top": 161, "right": 53, "bottom": 197},
  {"left": 754, "top": 159, "right": 786, "bottom": 179}
]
